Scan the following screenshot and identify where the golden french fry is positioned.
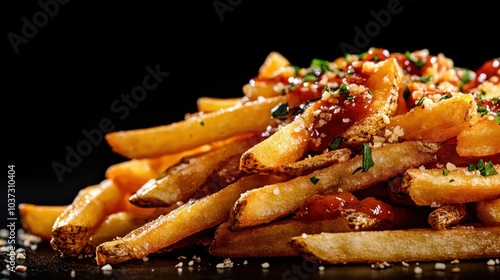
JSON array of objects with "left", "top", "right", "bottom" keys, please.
[
  {"left": 18, "top": 204, "right": 67, "bottom": 241},
  {"left": 427, "top": 204, "right": 469, "bottom": 229},
  {"left": 50, "top": 180, "right": 125, "bottom": 257},
  {"left": 105, "top": 96, "right": 285, "bottom": 159},
  {"left": 476, "top": 198, "right": 500, "bottom": 226},
  {"left": 196, "top": 97, "right": 242, "bottom": 112},
  {"left": 95, "top": 174, "right": 286, "bottom": 265},
  {"left": 209, "top": 219, "right": 352, "bottom": 258},
  {"left": 129, "top": 133, "right": 259, "bottom": 207},
  {"left": 399, "top": 164, "right": 500, "bottom": 206},
  {"left": 105, "top": 144, "right": 213, "bottom": 193},
  {"left": 229, "top": 141, "right": 439, "bottom": 230},
  {"left": 385, "top": 93, "right": 479, "bottom": 143},
  {"left": 341, "top": 57, "right": 401, "bottom": 146},
  {"left": 240, "top": 118, "right": 310, "bottom": 174},
  {"left": 456, "top": 117, "right": 500, "bottom": 157},
  {"left": 257, "top": 51, "right": 291, "bottom": 79},
  {"left": 289, "top": 226, "right": 500, "bottom": 264}
]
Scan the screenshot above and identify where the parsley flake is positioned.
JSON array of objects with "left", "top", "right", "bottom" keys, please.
[{"left": 310, "top": 176, "right": 320, "bottom": 185}]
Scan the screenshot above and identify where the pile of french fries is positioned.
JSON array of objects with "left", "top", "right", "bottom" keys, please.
[{"left": 19, "top": 48, "right": 500, "bottom": 266}]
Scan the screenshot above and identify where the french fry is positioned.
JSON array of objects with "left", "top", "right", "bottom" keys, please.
[
  {"left": 456, "top": 117, "right": 500, "bottom": 157},
  {"left": 229, "top": 141, "right": 440, "bottom": 230},
  {"left": 95, "top": 174, "right": 286, "bottom": 265},
  {"left": 289, "top": 226, "right": 500, "bottom": 264},
  {"left": 427, "top": 204, "right": 469, "bottom": 229},
  {"left": 341, "top": 57, "right": 401, "bottom": 147},
  {"left": 398, "top": 164, "right": 500, "bottom": 206},
  {"left": 209, "top": 219, "right": 352, "bottom": 258},
  {"left": 129, "top": 133, "right": 259, "bottom": 207},
  {"left": 385, "top": 93, "right": 479, "bottom": 143},
  {"left": 18, "top": 204, "right": 67, "bottom": 241},
  {"left": 50, "top": 179, "right": 125, "bottom": 257},
  {"left": 476, "top": 198, "right": 500, "bottom": 226},
  {"left": 105, "top": 144, "right": 213, "bottom": 193},
  {"left": 105, "top": 95, "right": 285, "bottom": 159}
]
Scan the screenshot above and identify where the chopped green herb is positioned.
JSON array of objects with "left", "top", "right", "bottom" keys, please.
[
  {"left": 439, "top": 95, "right": 450, "bottom": 101},
  {"left": 468, "top": 159, "right": 498, "bottom": 176},
  {"left": 328, "top": 137, "right": 343, "bottom": 150},
  {"left": 443, "top": 169, "right": 450, "bottom": 176},
  {"left": 339, "top": 83, "right": 349, "bottom": 95},
  {"left": 199, "top": 119, "right": 205, "bottom": 126},
  {"left": 403, "top": 86, "right": 411, "bottom": 101},
  {"left": 419, "top": 76, "right": 432, "bottom": 83},
  {"left": 293, "top": 65, "right": 300, "bottom": 76},
  {"left": 477, "top": 104, "right": 489, "bottom": 116},
  {"left": 359, "top": 52, "right": 367, "bottom": 60},
  {"left": 323, "top": 86, "right": 333, "bottom": 93},
  {"left": 304, "top": 74, "right": 317, "bottom": 82},
  {"left": 449, "top": 179, "right": 455, "bottom": 183},
  {"left": 459, "top": 69, "right": 472, "bottom": 89},
  {"left": 352, "top": 143, "right": 374, "bottom": 174},
  {"left": 493, "top": 97, "right": 499, "bottom": 105},
  {"left": 271, "top": 102, "right": 289, "bottom": 119},
  {"left": 310, "top": 58, "right": 332, "bottom": 73},
  {"left": 405, "top": 51, "right": 425, "bottom": 68},
  {"left": 494, "top": 115, "right": 500, "bottom": 125},
  {"left": 310, "top": 176, "right": 320, "bottom": 185},
  {"left": 367, "top": 89, "right": 373, "bottom": 95},
  {"left": 416, "top": 96, "right": 426, "bottom": 106}
]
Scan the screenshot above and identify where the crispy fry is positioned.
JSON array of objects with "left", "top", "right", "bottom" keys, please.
[
  {"left": 290, "top": 226, "right": 500, "bottom": 264},
  {"left": 95, "top": 174, "right": 286, "bottom": 265},
  {"left": 398, "top": 165, "right": 500, "bottom": 206},
  {"left": 196, "top": 96, "right": 242, "bottom": 112},
  {"left": 240, "top": 118, "right": 310, "bottom": 174},
  {"left": 229, "top": 141, "right": 440, "bottom": 230},
  {"left": 209, "top": 219, "right": 352, "bottom": 258},
  {"left": 50, "top": 180, "right": 125, "bottom": 257},
  {"left": 82, "top": 211, "right": 152, "bottom": 255},
  {"left": 105, "top": 144, "right": 213, "bottom": 193},
  {"left": 18, "top": 204, "right": 67, "bottom": 241},
  {"left": 427, "top": 204, "right": 469, "bottom": 229},
  {"left": 476, "top": 198, "right": 500, "bottom": 226},
  {"left": 385, "top": 93, "right": 479, "bottom": 142},
  {"left": 105, "top": 96, "right": 285, "bottom": 159},
  {"left": 456, "top": 117, "right": 500, "bottom": 157},
  {"left": 341, "top": 57, "right": 401, "bottom": 146},
  {"left": 129, "top": 133, "right": 259, "bottom": 207}
]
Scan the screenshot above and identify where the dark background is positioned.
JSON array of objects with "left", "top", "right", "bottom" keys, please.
[{"left": 3, "top": 0, "right": 499, "bottom": 223}]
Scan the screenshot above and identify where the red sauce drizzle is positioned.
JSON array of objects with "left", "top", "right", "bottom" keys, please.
[
  {"left": 295, "top": 193, "right": 395, "bottom": 224},
  {"left": 295, "top": 192, "right": 358, "bottom": 221}
]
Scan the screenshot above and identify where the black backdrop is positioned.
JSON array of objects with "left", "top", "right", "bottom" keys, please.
[{"left": 4, "top": 0, "right": 499, "bottom": 223}]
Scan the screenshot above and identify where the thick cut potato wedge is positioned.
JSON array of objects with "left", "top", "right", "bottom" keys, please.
[
  {"left": 95, "top": 174, "right": 286, "bottom": 265},
  {"left": 50, "top": 180, "right": 125, "bottom": 257},
  {"left": 229, "top": 141, "right": 440, "bottom": 230},
  {"left": 456, "top": 117, "right": 500, "bottom": 157},
  {"left": 129, "top": 133, "right": 259, "bottom": 207},
  {"left": 105, "top": 96, "right": 285, "bottom": 159},
  {"left": 399, "top": 165, "right": 500, "bottom": 206},
  {"left": 290, "top": 226, "right": 500, "bottom": 264},
  {"left": 19, "top": 204, "right": 67, "bottom": 241},
  {"left": 386, "top": 93, "right": 479, "bottom": 143}
]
